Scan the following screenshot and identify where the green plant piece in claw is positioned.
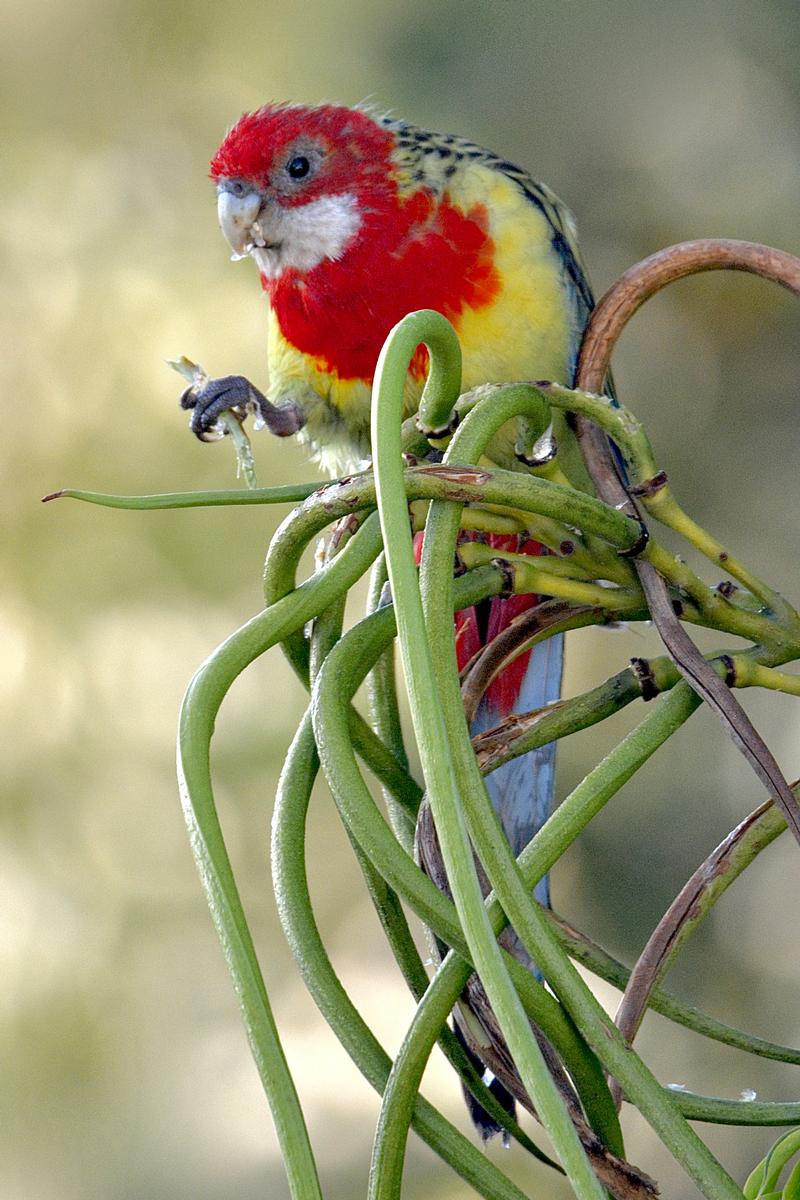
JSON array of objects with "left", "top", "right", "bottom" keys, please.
[{"left": 168, "top": 355, "right": 260, "bottom": 488}]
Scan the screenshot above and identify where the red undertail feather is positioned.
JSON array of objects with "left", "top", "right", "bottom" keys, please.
[{"left": 414, "top": 531, "right": 545, "bottom": 718}]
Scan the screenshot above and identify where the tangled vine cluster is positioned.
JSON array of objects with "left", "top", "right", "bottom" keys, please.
[{"left": 52, "top": 240, "right": 800, "bottom": 1200}]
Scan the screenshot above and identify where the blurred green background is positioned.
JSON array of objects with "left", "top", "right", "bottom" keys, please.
[{"left": 4, "top": 0, "right": 800, "bottom": 1196}]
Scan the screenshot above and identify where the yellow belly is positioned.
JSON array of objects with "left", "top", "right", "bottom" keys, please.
[{"left": 455, "top": 167, "right": 578, "bottom": 390}]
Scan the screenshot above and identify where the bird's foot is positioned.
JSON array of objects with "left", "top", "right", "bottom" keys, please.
[{"left": 179, "top": 374, "right": 306, "bottom": 442}]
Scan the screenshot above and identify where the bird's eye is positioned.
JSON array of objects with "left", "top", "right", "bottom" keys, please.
[{"left": 287, "top": 155, "right": 311, "bottom": 180}]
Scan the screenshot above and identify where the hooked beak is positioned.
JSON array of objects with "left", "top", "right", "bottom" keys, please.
[{"left": 217, "top": 187, "right": 263, "bottom": 256}]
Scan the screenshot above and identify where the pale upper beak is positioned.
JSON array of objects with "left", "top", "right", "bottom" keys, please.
[{"left": 217, "top": 187, "right": 263, "bottom": 256}]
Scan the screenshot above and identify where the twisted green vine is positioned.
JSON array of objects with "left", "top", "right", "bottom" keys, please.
[{"left": 51, "top": 273, "right": 800, "bottom": 1200}]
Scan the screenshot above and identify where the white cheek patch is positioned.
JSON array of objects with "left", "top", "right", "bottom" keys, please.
[{"left": 251, "top": 193, "right": 361, "bottom": 278}]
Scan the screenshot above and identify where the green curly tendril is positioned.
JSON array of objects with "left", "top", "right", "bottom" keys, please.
[{"left": 54, "top": 303, "right": 800, "bottom": 1200}]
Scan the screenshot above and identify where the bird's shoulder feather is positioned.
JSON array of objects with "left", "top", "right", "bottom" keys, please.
[{"left": 377, "top": 114, "right": 595, "bottom": 324}]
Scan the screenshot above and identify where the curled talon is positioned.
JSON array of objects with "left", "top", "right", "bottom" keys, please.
[
  {"left": 178, "top": 373, "right": 306, "bottom": 442},
  {"left": 178, "top": 384, "right": 199, "bottom": 412},
  {"left": 178, "top": 386, "right": 224, "bottom": 442},
  {"left": 178, "top": 373, "right": 250, "bottom": 441}
]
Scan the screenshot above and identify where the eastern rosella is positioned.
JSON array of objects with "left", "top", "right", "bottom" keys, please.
[{"left": 188, "top": 102, "right": 597, "bottom": 1137}]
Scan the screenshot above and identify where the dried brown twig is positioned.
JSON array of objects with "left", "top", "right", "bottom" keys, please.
[
  {"left": 575, "top": 239, "right": 800, "bottom": 847},
  {"left": 610, "top": 794, "right": 790, "bottom": 1107}
]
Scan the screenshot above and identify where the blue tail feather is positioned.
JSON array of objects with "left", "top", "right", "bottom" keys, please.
[{"left": 470, "top": 632, "right": 564, "bottom": 916}]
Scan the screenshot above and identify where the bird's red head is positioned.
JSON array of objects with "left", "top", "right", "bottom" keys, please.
[
  {"left": 209, "top": 103, "right": 398, "bottom": 280},
  {"left": 210, "top": 103, "right": 395, "bottom": 204},
  {"left": 208, "top": 101, "right": 501, "bottom": 385}
]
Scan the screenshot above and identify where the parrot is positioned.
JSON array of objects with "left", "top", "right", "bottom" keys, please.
[{"left": 185, "top": 102, "right": 597, "bottom": 1140}]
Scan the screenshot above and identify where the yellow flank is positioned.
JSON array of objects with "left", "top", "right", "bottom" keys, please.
[
  {"left": 265, "top": 159, "right": 579, "bottom": 476},
  {"left": 265, "top": 311, "right": 373, "bottom": 474},
  {"left": 450, "top": 163, "right": 576, "bottom": 391}
]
